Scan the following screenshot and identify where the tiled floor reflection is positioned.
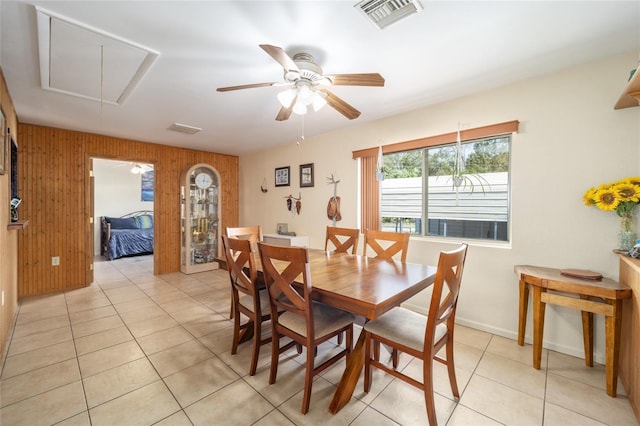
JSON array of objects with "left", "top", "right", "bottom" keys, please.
[{"left": 0, "top": 255, "right": 637, "bottom": 425}]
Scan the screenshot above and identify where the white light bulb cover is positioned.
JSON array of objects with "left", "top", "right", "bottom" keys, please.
[
  {"left": 277, "top": 88, "right": 297, "bottom": 108},
  {"left": 312, "top": 92, "right": 327, "bottom": 112},
  {"left": 297, "top": 85, "right": 314, "bottom": 106},
  {"left": 292, "top": 101, "right": 307, "bottom": 115}
]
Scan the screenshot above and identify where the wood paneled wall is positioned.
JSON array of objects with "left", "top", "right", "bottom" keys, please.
[
  {"left": 17, "top": 123, "right": 239, "bottom": 297},
  {"left": 0, "top": 67, "right": 20, "bottom": 362}
]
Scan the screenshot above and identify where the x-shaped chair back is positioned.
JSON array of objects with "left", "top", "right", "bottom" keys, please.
[
  {"left": 325, "top": 226, "right": 360, "bottom": 254},
  {"left": 222, "top": 235, "right": 259, "bottom": 299},
  {"left": 363, "top": 229, "right": 409, "bottom": 262}
]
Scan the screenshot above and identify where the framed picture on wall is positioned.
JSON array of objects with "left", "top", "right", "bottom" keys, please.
[
  {"left": 0, "top": 107, "right": 5, "bottom": 175},
  {"left": 275, "top": 166, "right": 290, "bottom": 187},
  {"left": 300, "top": 163, "right": 314, "bottom": 187}
]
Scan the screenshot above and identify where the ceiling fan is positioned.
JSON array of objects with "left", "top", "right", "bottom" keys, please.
[{"left": 216, "top": 44, "right": 385, "bottom": 121}]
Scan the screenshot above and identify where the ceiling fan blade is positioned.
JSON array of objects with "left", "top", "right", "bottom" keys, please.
[
  {"left": 275, "top": 105, "right": 293, "bottom": 121},
  {"left": 216, "top": 82, "right": 278, "bottom": 92},
  {"left": 325, "top": 73, "right": 385, "bottom": 87},
  {"left": 320, "top": 89, "right": 361, "bottom": 120},
  {"left": 259, "top": 44, "right": 300, "bottom": 73}
]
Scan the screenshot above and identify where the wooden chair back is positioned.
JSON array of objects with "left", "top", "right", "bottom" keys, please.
[
  {"left": 363, "top": 229, "right": 409, "bottom": 262},
  {"left": 225, "top": 226, "right": 263, "bottom": 249},
  {"left": 325, "top": 226, "right": 360, "bottom": 254},
  {"left": 426, "top": 243, "right": 468, "bottom": 352},
  {"left": 221, "top": 235, "right": 259, "bottom": 299},
  {"left": 257, "top": 242, "right": 312, "bottom": 320}
]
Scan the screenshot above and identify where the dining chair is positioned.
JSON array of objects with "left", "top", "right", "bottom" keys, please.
[
  {"left": 225, "top": 226, "right": 263, "bottom": 318},
  {"left": 324, "top": 226, "right": 360, "bottom": 254},
  {"left": 363, "top": 229, "right": 409, "bottom": 261},
  {"left": 221, "top": 235, "right": 271, "bottom": 376},
  {"left": 363, "top": 229, "right": 411, "bottom": 360},
  {"left": 362, "top": 243, "right": 468, "bottom": 426},
  {"left": 257, "top": 242, "right": 355, "bottom": 414}
]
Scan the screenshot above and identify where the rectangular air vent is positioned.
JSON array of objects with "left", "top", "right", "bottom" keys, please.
[
  {"left": 355, "top": 0, "right": 423, "bottom": 30},
  {"left": 168, "top": 123, "right": 202, "bottom": 135}
]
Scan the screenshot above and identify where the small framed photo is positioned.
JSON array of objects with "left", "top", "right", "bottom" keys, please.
[
  {"left": 276, "top": 223, "right": 288, "bottom": 234},
  {"left": 275, "top": 166, "right": 290, "bottom": 187},
  {"left": 300, "top": 163, "right": 314, "bottom": 188}
]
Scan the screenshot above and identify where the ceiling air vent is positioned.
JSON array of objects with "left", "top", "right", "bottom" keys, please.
[
  {"left": 168, "top": 123, "right": 202, "bottom": 135},
  {"left": 355, "top": 0, "right": 423, "bottom": 30}
]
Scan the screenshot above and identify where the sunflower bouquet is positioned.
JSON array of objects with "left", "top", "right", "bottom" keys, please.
[
  {"left": 583, "top": 177, "right": 640, "bottom": 218},
  {"left": 584, "top": 177, "right": 640, "bottom": 250}
]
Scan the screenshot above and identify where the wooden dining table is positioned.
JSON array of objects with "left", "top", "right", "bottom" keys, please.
[{"left": 256, "top": 248, "right": 438, "bottom": 414}]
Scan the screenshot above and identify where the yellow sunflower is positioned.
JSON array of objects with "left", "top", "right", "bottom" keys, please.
[
  {"left": 594, "top": 188, "right": 619, "bottom": 211},
  {"left": 583, "top": 187, "right": 597, "bottom": 206},
  {"left": 615, "top": 183, "right": 640, "bottom": 203}
]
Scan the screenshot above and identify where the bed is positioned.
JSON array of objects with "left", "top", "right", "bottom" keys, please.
[{"left": 101, "top": 210, "right": 154, "bottom": 260}]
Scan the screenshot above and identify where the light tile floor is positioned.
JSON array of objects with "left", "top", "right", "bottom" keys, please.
[{"left": 0, "top": 255, "right": 637, "bottom": 426}]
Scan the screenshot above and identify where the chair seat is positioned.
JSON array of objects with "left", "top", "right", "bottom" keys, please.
[
  {"left": 280, "top": 302, "right": 355, "bottom": 338},
  {"left": 239, "top": 289, "right": 271, "bottom": 316},
  {"left": 364, "top": 307, "right": 446, "bottom": 352}
]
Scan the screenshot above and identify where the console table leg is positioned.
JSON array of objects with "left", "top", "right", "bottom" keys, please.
[
  {"left": 605, "top": 299, "right": 623, "bottom": 397},
  {"left": 518, "top": 279, "right": 529, "bottom": 346},
  {"left": 532, "top": 286, "right": 545, "bottom": 370}
]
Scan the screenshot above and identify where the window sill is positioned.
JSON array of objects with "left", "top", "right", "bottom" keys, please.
[{"left": 7, "top": 220, "right": 28, "bottom": 231}]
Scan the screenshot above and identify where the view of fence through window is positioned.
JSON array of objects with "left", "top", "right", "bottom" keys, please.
[{"left": 380, "top": 135, "right": 511, "bottom": 241}]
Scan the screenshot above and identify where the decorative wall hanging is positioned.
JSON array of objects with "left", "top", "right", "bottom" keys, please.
[
  {"left": 141, "top": 170, "right": 154, "bottom": 201},
  {"left": 275, "top": 166, "right": 290, "bottom": 187},
  {"left": 327, "top": 174, "right": 341, "bottom": 225},
  {"left": 300, "top": 163, "right": 314, "bottom": 187},
  {"left": 285, "top": 193, "right": 301, "bottom": 215},
  {"left": 261, "top": 178, "right": 268, "bottom": 193}
]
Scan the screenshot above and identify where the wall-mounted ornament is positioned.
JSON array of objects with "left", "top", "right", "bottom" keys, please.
[
  {"left": 327, "top": 174, "right": 341, "bottom": 226},
  {"left": 261, "top": 178, "right": 268, "bottom": 193},
  {"left": 285, "top": 193, "right": 301, "bottom": 215}
]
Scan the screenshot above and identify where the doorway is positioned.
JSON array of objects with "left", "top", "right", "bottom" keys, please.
[{"left": 92, "top": 158, "right": 155, "bottom": 261}]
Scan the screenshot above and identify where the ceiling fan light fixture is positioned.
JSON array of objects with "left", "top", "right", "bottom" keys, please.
[
  {"left": 296, "top": 84, "right": 315, "bottom": 106},
  {"left": 277, "top": 88, "right": 297, "bottom": 108},
  {"left": 292, "top": 101, "right": 307, "bottom": 115},
  {"left": 312, "top": 91, "right": 327, "bottom": 112}
]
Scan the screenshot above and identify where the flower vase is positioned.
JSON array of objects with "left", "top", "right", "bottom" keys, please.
[{"left": 618, "top": 215, "right": 637, "bottom": 251}]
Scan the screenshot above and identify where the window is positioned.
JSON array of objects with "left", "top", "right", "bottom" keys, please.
[{"left": 380, "top": 135, "right": 511, "bottom": 242}]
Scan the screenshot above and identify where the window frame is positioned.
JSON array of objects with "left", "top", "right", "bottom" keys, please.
[{"left": 354, "top": 121, "right": 518, "bottom": 239}]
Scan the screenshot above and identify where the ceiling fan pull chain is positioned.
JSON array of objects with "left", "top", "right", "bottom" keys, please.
[{"left": 297, "top": 114, "right": 305, "bottom": 146}]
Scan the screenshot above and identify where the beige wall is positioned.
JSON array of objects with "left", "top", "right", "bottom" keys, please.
[
  {"left": 0, "top": 67, "right": 19, "bottom": 361},
  {"left": 239, "top": 50, "right": 640, "bottom": 362}
]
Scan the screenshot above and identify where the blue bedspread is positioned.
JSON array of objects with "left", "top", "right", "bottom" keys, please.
[{"left": 108, "top": 229, "right": 154, "bottom": 260}]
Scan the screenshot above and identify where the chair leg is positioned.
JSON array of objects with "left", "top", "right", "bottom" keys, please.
[
  {"left": 337, "top": 332, "right": 344, "bottom": 345},
  {"left": 445, "top": 337, "right": 459, "bottom": 398},
  {"left": 392, "top": 348, "right": 399, "bottom": 369},
  {"left": 249, "top": 317, "right": 261, "bottom": 376},
  {"left": 423, "top": 355, "right": 437, "bottom": 426},
  {"left": 363, "top": 332, "right": 372, "bottom": 392},
  {"left": 231, "top": 307, "right": 241, "bottom": 355},
  {"left": 269, "top": 332, "right": 279, "bottom": 385},
  {"left": 229, "top": 295, "right": 234, "bottom": 319},
  {"left": 301, "top": 344, "right": 315, "bottom": 414},
  {"left": 373, "top": 340, "right": 380, "bottom": 361}
]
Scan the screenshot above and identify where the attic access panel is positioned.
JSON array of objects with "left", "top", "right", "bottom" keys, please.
[{"left": 36, "top": 6, "right": 159, "bottom": 105}]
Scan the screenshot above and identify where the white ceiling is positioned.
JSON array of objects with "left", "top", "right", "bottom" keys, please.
[{"left": 1, "top": 1, "right": 639, "bottom": 156}]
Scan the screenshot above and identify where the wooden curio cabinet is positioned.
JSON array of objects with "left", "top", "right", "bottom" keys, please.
[{"left": 180, "top": 163, "right": 220, "bottom": 273}]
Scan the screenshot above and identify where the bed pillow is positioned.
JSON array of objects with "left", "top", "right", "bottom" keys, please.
[
  {"left": 134, "top": 214, "right": 153, "bottom": 229},
  {"left": 106, "top": 217, "right": 137, "bottom": 229}
]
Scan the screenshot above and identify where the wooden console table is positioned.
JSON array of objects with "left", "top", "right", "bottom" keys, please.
[{"left": 515, "top": 264, "right": 632, "bottom": 397}]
